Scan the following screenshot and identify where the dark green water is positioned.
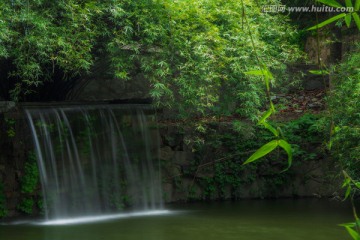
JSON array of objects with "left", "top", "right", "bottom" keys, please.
[{"left": 0, "top": 199, "right": 353, "bottom": 240}]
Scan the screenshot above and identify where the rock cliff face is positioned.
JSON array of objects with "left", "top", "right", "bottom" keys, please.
[
  {"left": 0, "top": 105, "right": 342, "bottom": 219},
  {"left": 0, "top": 108, "right": 36, "bottom": 218},
  {"left": 158, "top": 123, "right": 341, "bottom": 203}
]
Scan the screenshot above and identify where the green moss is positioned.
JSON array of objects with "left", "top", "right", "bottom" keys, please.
[
  {"left": 20, "top": 152, "right": 39, "bottom": 194},
  {"left": 17, "top": 198, "right": 34, "bottom": 214},
  {"left": 17, "top": 151, "right": 40, "bottom": 215}
]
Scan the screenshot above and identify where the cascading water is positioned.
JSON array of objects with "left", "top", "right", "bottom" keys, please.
[{"left": 25, "top": 105, "right": 163, "bottom": 222}]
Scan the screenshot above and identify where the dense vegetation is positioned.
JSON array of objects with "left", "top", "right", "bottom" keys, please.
[
  {"left": 329, "top": 45, "right": 360, "bottom": 180},
  {"left": 0, "top": 0, "right": 300, "bottom": 118},
  {"left": 0, "top": 2, "right": 359, "bottom": 239}
]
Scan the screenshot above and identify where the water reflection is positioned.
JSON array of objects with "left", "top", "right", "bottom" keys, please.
[{"left": 0, "top": 199, "right": 353, "bottom": 240}]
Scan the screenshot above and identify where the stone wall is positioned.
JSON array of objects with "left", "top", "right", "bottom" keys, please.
[
  {"left": 0, "top": 104, "right": 344, "bottom": 219},
  {"left": 0, "top": 105, "right": 38, "bottom": 218},
  {"left": 158, "top": 123, "right": 342, "bottom": 203}
]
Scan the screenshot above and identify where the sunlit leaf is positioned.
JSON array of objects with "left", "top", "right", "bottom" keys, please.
[
  {"left": 307, "top": 13, "right": 347, "bottom": 30},
  {"left": 244, "top": 69, "right": 266, "bottom": 76},
  {"left": 270, "top": 101, "right": 276, "bottom": 112},
  {"left": 245, "top": 68, "right": 273, "bottom": 91},
  {"left": 344, "top": 185, "right": 351, "bottom": 200},
  {"left": 339, "top": 222, "right": 357, "bottom": 227},
  {"left": 278, "top": 139, "right": 293, "bottom": 171},
  {"left": 263, "top": 122, "right": 279, "bottom": 137},
  {"left": 243, "top": 140, "right": 278, "bottom": 165},
  {"left": 345, "top": 0, "right": 353, "bottom": 8},
  {"left": 316, "top": 0, "right": 343, "bottom": 8},
  {"left": 309, "top": 69, "right": 330, "bottom": 75},
  {"left": 345, "top": 14, "right": 352, "bottom": 27},
  {"left": 264, "top": 68, "right": 273, "bottom": 92},
  {"left": 352, "top": 13, "right": 360, "bottom": 31},
  {"left": 356, "top": 0, "right": 360, "bottom": 11},
  {"left": 264, "top": 68, "right": 274, "bottom": 80},
  {"left": 342, "top": 178, "right": 351, "bottom": 188},
  {"left": 258, "top": 109, "right": 273, "bottom": 124},
  {"left": 344, "top": 226, "right": 360, "bottom": 240},
  {"left": 327, "top": 139, "right": 333, "bottom": 150}
]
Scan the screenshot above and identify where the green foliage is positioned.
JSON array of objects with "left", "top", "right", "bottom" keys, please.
[
  {"left": 184, "top": 114, "right": 323, "bottom": 200},
  {"left": 241, "top": 0, "right": 295, "bottom": 170},
  {"left": 329, "top": 44, "right": 360, "bottom": 180},
  {"left": 243, "top": 106, "right": 294, "bottom": 170},
  {"left": 5, "top": 118, "right": 16, "bottom": 138},
  {"left": 311, "top": 30, "right": 360, "bottom": 239},
  {"left": 243, "top": 140, "right": 279, "bottom": 165},
  {"left": 339, "top": 172, "right": 360, "bottom": 239},
  {"left": 17, "top": 151, "right": 39, "bottom": 215},
  {"left": 17, "top": 198, "right": 35, "bottom": 215},
  {"left": 307, "top": 0, "right": 360, "bottom": 30},
  {"left": 20, "top": 152, "right": 39, "bottom": 194},
  {"left": 0, "top": 0, "right": 300, "bottom": 120}
]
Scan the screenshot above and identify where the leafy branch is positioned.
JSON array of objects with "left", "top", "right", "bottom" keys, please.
[
  {"left": 308, "top": 0, "right": 360, "bottom": 30},
  {"left": 241, "top": 0, "right": 293, "bottom": 170},
  {"left": 307, "top": 1, "right": 360, "bottom": 239}
]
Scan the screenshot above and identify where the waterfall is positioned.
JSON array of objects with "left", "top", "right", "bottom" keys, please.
[{"left": 25, "top": 105, "right": 163, "bottom": 221}]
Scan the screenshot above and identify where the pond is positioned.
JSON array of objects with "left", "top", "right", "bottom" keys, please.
[{"left": 0, "top": 199, "right": 353, "bottom": 240}]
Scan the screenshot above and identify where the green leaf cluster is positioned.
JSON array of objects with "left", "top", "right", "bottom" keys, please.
[
  {"left": 308, "top": 0, "right": 360, "bottom": 30},
  {"left": 179, "top": 114, "right": 323, "bottom": 200},
  {"left": 0, "top": 0, "right": 301, "bottom": 120},
  {"left": 20, "top": 152, "right": 39, "bottom": 194},
  {"left": 329, "top": 44, "right": 360, "bottom": 180}
]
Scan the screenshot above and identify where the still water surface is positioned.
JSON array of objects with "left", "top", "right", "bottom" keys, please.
[{"left": 0, "top": 199, "right": 353, "bottom": 240}]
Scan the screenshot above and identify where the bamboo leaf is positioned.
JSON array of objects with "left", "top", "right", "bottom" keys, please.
[
  {"left": 244, "top": 69, "right": 266, "bottom": 76},
  {"left": 356, "top": 0, "right": 360, "bottom": 11},
  {"left": 278, "top": 139, "right": 293, "bottom": 171},
  {"left": 309, "top": 69, "right": 330, "bottom": 75},
  {"left": 258, "top": 109, "right": 273, "bottom": 124},
  {"left": 327, "top": 139, "right": 333, "bottom": 150},
  {"left": 243, "top": 140, "right": 278, "bottom": 165},
  {"left": 307, "top": 13, "right": 347, "bottom": 30},
  {"left": 342, "top": 178, "right": 351, "bottom": 188},
  {"left": 345, "top": 0, "right": 353, "bottom": 7},
  {"left": 345, "top": 13, "right": 352, "bottom": 27},
  {"left": 316, "top": 0, "right": 343, "bottom": 8},
  {"left": 270, "top": 101, "right": 276, "bottom": 112},
  {"left": 264, "top": 68, "right": 274, "bottom": 80},
  {"left": 344, "top": 226, "right": 360, "bottom": 240},
  {"left": 245, "top": 68, "right": 273, "bottom": 92},
  {"left": 264, "top": 68, "right": 273, "bottom": 92},
  {"left": 262, "top": 122, "right": 279, "bottom": 137},
  {"left": 265, "top": 74, "right": 270, "bottom": 92},
  {"left": 352, "top": 13, "right": 360, "bottom": 31},
  {"left": 344, "top": 185, "right": 351, "bottom": 200},
  {"left": 339, "top": 222, "right": 357, "bottom": 227}
]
